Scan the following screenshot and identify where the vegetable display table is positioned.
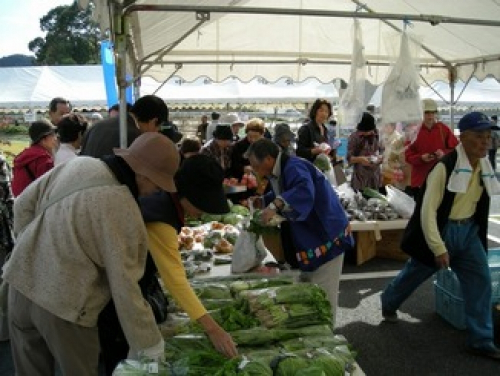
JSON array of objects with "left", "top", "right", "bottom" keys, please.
[{"left": 350, "top": 219, "right": 409, "bottom": 265}]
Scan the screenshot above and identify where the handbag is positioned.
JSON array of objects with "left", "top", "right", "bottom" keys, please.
[{"left": 139, "top": 254, "right": 169, "bottom": 324}]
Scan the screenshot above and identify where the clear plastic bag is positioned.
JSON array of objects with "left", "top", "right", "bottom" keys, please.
[{"left": 385, "top": 184, "right": 415, "bottom": 219}]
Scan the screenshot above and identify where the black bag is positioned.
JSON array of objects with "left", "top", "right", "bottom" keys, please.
[{"left": 139, "top": 254, "right": 169, "bottom": 324}]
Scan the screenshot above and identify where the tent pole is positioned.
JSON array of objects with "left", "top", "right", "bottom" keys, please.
[
  {"left": 123, "top": 4, "right": 500, "bottom": 27},
  {"left": 449, "top": 67, "right": 457, "bottom": 129},
  {"left": 115, "top": 5, "right": 128, "bottom": 148}
]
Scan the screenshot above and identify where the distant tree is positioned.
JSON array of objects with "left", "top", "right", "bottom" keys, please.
[
  {"left": 28, "top": 1, "right": 101, "bottom": 65},
  {"left": 0, "top": 55, "right": 35, "bottom": 67}
]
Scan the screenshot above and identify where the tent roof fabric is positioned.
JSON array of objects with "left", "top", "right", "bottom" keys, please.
[
  {"left": 0, "top": 66, "right": 107, "bottom": 111},
  {"left": 0, "top": 66, "right": 339, "bottom": 112},
  {"left": 80, "top": 0, "right": 500, "bottom": 84}
]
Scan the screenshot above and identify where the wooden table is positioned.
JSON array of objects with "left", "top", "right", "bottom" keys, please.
[{"left": 350, "top": 219, "right": 409, "bottom": 265}]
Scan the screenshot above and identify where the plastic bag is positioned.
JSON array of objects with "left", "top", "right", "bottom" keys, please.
[
  {"left": 380, "top": 31, "right": 423, "bottom": 124},
  {"left": 386, "top": 184, "right": 415, "bottom": 219},
  {"left": 338, "top": 19, "right": 366, "bottom": 128},
  {"left": 231, "top": 230, "right": 268, "bottom": 273}
]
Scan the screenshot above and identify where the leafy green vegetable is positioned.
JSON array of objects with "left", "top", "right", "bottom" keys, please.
[
  {"left": 229, "top": 277, "right": 294, "bottom": 296},
  {"left": 209, "top": 304, "right": 260, "bottom": 332},
  {"left": 223, "top": 231, "right": 239, "bottom": 245},
  {"left": 246, "top": 210, "right": 280, "bottom": 236},
  {"left": 239, "top": 284, "right": 329, "bottom": 312},
  {"left": 172, "top": 349, "right": 227, "bottom": 376},
  {"left": 255, "top": 303, "right": 332, "bottom": 329},
  {"left": 230, "top": 327, "right": 277, "bottom": 346},
  {"left": 313, "top": 154, "right": 331, "bottom": 172},
  {"left": 230, "top": 204, "right": 250, "bottom": 217},
  {"left": 295, "top": 366, "right": 327, "bottom": 376},
  {"left": 362, "top": 187, "right": 388, "bottom": 201},
  {"left": 203, "top": 230, "right": 223, "bottom": 248},
  {"left": 214, "top": 356, "right": 273, "bottom": 376},
  {"left": 222, "top": 213, "right": 244, "bottom": 225},
  {"left": 275, "top": 356, "right": 309, "bottom": 376},
  {"left": 193, "top": 283, "right": 232, "bottom": 300},
  {"left": 279, "top": 335, "right": 348, "bottom": 352},
  {"left": 200, "top": 213, "right": 224, "bottom": 223}
]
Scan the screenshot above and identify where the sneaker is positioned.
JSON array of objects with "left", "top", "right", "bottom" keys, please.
[
  {"left": 466, "top": 343, "right": 500, "bottom": 360},
  {"left": 382, "top": 309, "right": 398, "bottom": 323}
]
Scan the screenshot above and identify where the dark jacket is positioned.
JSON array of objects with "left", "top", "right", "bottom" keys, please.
[
  {"left": 401, "top": 150, "right": 489, "bottom": 266},
  {"left": 80, "top": 114, "right": 140, "bottom": 158},
  {"left": 296, "top": 121, "right": 328, "bottom": 162},
  {"left": 230, "top": 137, "right": 251, "bottom": 180}
]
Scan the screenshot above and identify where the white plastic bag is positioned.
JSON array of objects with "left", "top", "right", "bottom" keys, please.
[
  {"left": 231, "top": 230, "right": 268, "bottom": 273},
  {"left": 338, "top": 19, "right": 366, "bottom": 128},
  {"left": 386, "top": 184, "right": 415, "bottom": 219},
  {"left": 380, "top": 31, "right": 423, "bottom": 124}
]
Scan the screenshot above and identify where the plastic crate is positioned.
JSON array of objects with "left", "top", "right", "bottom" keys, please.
[
  {"left": 488, "top": 248, "right": 500, "bottom": 303},
  {"left": 434, "top": 282, "right": 466, "bottom": 330},
  {"left": 435, "top": 269, "right": 462, "bottom": 298},
  {"left": 435, "top": 248, "right": 500, "bottom": 303}
]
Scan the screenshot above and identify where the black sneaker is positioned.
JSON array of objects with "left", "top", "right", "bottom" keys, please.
[
  {"left": 466, "top": 344, "right": 500, "bottom": 360},
  {"left": 382, "top": 309, "right": 398, "bottom": 323}
]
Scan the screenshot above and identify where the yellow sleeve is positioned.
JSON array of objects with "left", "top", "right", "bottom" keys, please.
[
  {"left": 146, "top": 222, "right": 207, "bottom": 320},
  {"left": 421, "top": 163, "right": 447, "bottom": 257}
]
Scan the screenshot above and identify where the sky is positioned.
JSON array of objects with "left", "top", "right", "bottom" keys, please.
[{"left": 0, "top": 0, "right": 75, "bottom": 58}]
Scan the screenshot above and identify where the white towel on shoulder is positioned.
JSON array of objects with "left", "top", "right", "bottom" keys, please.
[{"left": 447, "top": 143, "right": 500, "bottom": 196}]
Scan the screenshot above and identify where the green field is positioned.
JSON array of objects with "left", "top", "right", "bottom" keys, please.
[{"left": 0, "top": 134, "right": 30, "bottom": 165}]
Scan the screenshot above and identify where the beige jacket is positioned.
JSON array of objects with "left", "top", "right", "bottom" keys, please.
[{"left": 3, "top": 157, "right": 161, "bottom": 350}]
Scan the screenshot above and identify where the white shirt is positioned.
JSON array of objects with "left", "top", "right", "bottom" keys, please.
[
  {"left": 205, "top": 120, "right": 219, "bottom": 142},
  {"left": 54, "top": 143, "right": 78, "bottom": 166}
]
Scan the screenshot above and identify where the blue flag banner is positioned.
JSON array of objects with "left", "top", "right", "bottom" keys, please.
[{"left": 100, "top": 40, "right": 134, "bottom": 108}]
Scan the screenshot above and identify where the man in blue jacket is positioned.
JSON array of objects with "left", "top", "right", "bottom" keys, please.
[{"left": 246, "top": 138, "right": 352, "bottom": 326}]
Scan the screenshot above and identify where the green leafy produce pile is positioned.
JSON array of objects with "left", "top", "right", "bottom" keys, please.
[{"left": 119, "top": 277, "right": 357, "bottom": 375}]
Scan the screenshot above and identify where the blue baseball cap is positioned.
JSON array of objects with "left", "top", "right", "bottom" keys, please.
[{"left": 458, "top": 112, "right": 491, "bottom": 133}]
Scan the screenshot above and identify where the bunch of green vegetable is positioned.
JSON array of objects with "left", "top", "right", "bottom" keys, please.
[
  {"left": 239, "top": 284, "right": 329, "bottom": 313},
  {"left": 230, "top": 204, "right": 250, "bottom": 217},
  {"left": 171, "top": 349, "right": 227, "bottom": 376},
  {"left": 214, "top": 356, "right": 273, "bottom": 376},
  {"left": 245, "top": 210, "right": 281, "bottom": 236},
  {"left": 313, "top": 154, "right": 331, "bottom": 172},
  {"left": 254, "top": 302, "right": 332, "bottom": 329},
  {"left": 278, "top": 334, "right": 348, "bottom": 352},
  {"left": 209, "top": 304, "right": 260, "bottom": 332},
  {"left": 229, "top": 325, "right": 333, "bottom": 347},
  {"left": 274, "top": 355, "right": 309, "bottom": 376},
  {"left": 229, "top": 277, "right": 294, "bottom": 296},
  {"left": 192, "top": 283, "right": 232, "bottom": 300}
]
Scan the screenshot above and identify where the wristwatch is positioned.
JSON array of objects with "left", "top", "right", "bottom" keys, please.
[{"left": 268, "top": 202, "right": 278, "bottom": 211}]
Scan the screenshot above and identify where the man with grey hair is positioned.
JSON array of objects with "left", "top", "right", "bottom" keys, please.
[
  {"left": 246, "top": 138, "right": 352, "bottom": 326},
  {"left": 383, "top": 112, "right": 500, "bottom": 360}
]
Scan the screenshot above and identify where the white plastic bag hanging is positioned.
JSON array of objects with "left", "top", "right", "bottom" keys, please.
[
  {"left": 338, "top": 19, "right": 366, "bottom": 129},
  {"left": 380, "top": 31, "right": 423, "bottom": 124}
]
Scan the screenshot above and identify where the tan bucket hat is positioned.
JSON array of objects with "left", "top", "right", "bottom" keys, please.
[
  {"left": 113, "top": 133, "right": 180, "bottom": 192},
  {"left": 422, "top": 98, "right": 438, "bottom": 113}
]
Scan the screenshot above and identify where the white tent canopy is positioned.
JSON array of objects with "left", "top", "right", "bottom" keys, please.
[
  {"left": 80, "top": 0, "right": 500, "bottom": 85},
  {"left": 0, "top": 66, "right": 339, "bottom": 112},
  {"left": 0, "top": 66, "right": 107, "bottom": 111},
  {"left": 369, "top": 77, "right": 500, "bottom": 110}
]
